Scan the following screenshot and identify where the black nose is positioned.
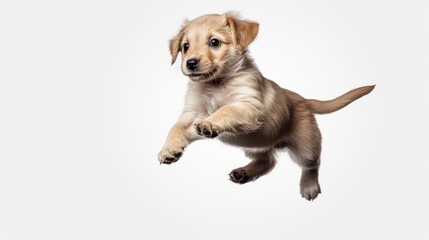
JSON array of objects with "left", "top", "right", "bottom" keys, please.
[{"left": 186, "top": 58, "right": 199, "bottom": 70}]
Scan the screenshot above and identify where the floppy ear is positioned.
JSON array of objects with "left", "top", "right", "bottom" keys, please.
[
  {"left": 225, "top": 13, "right": 259, "bottom": 53},
  {"left": 169, "top": 20, "right": 189, "bottom": 65},
  {"left": 169, "top": 33, "right": 182, "bottom": 65}
]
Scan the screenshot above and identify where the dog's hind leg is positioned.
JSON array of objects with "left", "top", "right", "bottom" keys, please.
[
  {"left": 229, "top": 149, "right": 277, "bottom": 184},
  {"left": 287, "top": 113, "right": 323, "bottom": 201}
]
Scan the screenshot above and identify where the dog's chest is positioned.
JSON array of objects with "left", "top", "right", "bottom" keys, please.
[{"left": 201, "top": 88, "right": 229, "bottom": 115}]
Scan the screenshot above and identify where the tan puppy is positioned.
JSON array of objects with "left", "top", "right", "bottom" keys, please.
[{"left": 158, "top": 13, "right": 374, "bottom": 201}]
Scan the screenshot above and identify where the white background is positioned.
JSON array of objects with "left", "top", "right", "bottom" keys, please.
[{"left": 1, "top": 0, "right": 428, "bottom": 239}]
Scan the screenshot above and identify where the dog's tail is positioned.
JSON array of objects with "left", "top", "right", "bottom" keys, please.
[{"left": 306, "top": 85, "right": 375, "bottom": 114}]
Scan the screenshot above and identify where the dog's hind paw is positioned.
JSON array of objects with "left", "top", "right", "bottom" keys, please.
[
  {"left": 229, "top": 169, "right": 253, "bottom": 184},
  {"left": 300, "top": 181, "right": 321, "bottom": 201}
]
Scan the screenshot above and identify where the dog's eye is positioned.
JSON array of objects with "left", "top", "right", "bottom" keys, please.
[
  {"left": 183, "top": 43, "right": 189, "bottom": 53},
  {"left": 209, "top": 38, "right": 220, "bottom": 47}
]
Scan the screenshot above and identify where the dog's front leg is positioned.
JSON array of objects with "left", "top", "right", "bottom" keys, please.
[
  {"left": 195, "top": 103, "right": 263, "bottom": 138},
  {"left": 158, "top": 111, "right": 203, "bottom": 164}
]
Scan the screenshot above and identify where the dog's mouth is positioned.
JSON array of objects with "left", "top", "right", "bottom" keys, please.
[
  {"left": 188, "top": 73, "right": 211, "bottom": 78},
  {"left": 185, "top": 68, "right": 218, "bottom": 82}
]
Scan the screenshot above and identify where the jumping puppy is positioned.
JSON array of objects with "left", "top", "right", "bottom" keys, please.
[{"left": 158, "top": 13, "right": 374, "bottom": 201}]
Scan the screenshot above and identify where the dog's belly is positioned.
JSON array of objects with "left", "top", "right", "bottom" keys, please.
[
  {"left": 217, "top": 105, "right": 292, "bottom": 150},
  {"left": 218, "top": 126, "right": 281, "bottom": 150}
]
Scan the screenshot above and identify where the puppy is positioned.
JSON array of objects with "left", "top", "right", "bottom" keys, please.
[{"left": 158, "top": 13, "right": 374, "bottom": 201}]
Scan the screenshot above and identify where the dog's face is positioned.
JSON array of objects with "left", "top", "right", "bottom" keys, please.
[{"left": 169, "top": 13, "right": 259, "bottom": 83}]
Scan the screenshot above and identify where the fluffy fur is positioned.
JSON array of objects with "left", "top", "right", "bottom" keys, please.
[{"left": 158, "top": 13, "right": 374, "bottom": 201}]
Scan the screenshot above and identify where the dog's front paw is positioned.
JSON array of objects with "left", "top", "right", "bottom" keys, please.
[
  {"left": 194, "top": 120, "right": 220, "bottom": 138},
  {"left": 158, "top": 139, "right": 186, "bottom": 164}
]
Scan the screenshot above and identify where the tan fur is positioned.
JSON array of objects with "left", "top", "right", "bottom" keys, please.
[
  {"left": 226, "top": 13, "right": 259, "bottom": 53},
  {"left": 158, "top": 13, "right": 375, "bottom": 201},
  {"left": 306, "top": 85, "right": 375, "bottom": 114}
]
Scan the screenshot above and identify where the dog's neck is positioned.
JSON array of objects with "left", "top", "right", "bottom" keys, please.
[{"left": 202, "top": 52, "right": 259, "bottom": 86}]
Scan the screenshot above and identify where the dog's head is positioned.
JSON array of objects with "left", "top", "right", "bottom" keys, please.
[{"left": 169, "top": 13, "right": 259, "bottom": 83}]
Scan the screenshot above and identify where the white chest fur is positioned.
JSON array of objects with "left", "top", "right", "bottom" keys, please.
[{"left": 200, "top": 85, "right": 229, "bottom": 115}]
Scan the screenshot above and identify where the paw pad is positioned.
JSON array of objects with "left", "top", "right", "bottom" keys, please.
[
  {"left": 195, "top": 121, "right": 219, "bottom": 138},
  {"left": 229, "top": 169, "right": 252, "bottom": 184}
]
